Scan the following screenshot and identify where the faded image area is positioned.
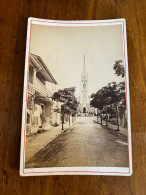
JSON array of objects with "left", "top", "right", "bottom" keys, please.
[{"left": 25, "top": 24, "right": 129, "bottom": 168}]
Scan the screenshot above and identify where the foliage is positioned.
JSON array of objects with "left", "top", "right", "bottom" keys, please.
[
  {"left": 90, "top": 59, "right": 127, "bottom": 128},
  {"left": 90, "top": 82, "right": 121, "bottom": 109},
  {"left": 90, "top": 82, "right": 126, "bottom": 119},
  {"left": 52, "top": 87, "right": 79, "bottom": 114},
  {"left": 118, "top": 81, "right": 126, "bottom": 116},
  {"left": 113, "top": 60, "right": 125, "bottom": 77}
]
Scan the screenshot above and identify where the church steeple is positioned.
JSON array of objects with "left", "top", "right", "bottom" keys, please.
[
  {"left": 78, "top": 54, "right": 91, "bottom": 114},
  {"left": 82, "top": 55, "right": 87, "bottom": 79},
  {"left": 83, "top": 54, "right": 86, "bottom": 74}
]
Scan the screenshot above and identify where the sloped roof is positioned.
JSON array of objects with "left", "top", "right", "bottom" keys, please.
[{"left": 29, "top": 53, "right": 58, "bottom": 84}]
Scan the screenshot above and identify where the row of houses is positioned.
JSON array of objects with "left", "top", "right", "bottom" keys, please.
[{"left": 26, "top": 53, "right": 62, "bottom": 135}]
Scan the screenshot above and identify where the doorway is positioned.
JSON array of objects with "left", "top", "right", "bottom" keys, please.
[{"left": 83, "top": 107, "right": 86, "bottom": 113}]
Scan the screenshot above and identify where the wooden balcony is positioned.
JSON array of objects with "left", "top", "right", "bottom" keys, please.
[{"left": 35, "top": 78, "right": 52, "bottom": 97}]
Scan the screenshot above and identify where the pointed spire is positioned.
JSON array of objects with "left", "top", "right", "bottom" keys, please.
[{"left": 83, "top": 54, "right": 85, "bottom": 73}]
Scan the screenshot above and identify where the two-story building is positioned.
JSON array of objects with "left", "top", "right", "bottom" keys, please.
[{"left": 26, "top": 53, "right": 61, "bottom": 134}]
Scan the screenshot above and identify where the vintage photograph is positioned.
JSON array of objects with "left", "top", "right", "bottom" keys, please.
[{"left": 20, "top": 19, "right": 132, "bottom": 175}]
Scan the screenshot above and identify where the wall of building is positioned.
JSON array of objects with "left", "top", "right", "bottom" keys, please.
[
  {"left": 43, "top": 102, "right": 52, "bottom": 130},
  {"left": 26, "top": 56, "right": 59, "bottom": 134},
  {"left": 50, "top": 101, "right": 61, "bottom": 126}
]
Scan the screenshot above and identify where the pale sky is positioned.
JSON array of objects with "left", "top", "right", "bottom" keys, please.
[{"left": 30, "top": 24, "right": 124, "bottom": 97}]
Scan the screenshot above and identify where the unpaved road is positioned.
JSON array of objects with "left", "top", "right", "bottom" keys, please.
[{"left": 26, "top": 117, "right": 129, "bottom": 168}]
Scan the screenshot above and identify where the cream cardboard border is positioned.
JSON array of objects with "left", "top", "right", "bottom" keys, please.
[{"left": 20, "top": 18, "right": 132, "bottom": 176}]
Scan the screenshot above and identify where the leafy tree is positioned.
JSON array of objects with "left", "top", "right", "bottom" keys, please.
[
  {"left": 90, "top": 91, "right": 104, "bottom": 124},
  {"left": 118, "top": 82, "right": 126, "bottom": 110},
  {"left": 52, "top": 87, "right": 79, "bottom": 130},
  {"left": 91, "top": 82, "right": 121, "bottom": 125},
  {"left": 117, "top": 81, "right": 126, "bottom": 128},
  {"left": 90, "top": 81, "right": 126, "bottom": 129},
  {"left": 113, "top": 60, "right": 125, "bottom": 77},
  {"left": 113, "top": 60, "right": 127, "bottom": 128},
  {"left": 91, "top": 60, "right": 126, "bottom": 129}
]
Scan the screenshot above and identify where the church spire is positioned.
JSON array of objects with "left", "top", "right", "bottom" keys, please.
[{"left": 83, "top": 54, "right": 86, "bottom": 73}]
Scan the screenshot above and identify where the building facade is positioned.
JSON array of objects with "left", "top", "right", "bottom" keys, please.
[{"left": 26, "top": 54, "right": 61, "bottom": 134}]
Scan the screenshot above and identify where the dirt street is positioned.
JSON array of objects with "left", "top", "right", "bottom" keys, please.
[{"left": 26, "top": 117, "right": 129, "bottom": 168}]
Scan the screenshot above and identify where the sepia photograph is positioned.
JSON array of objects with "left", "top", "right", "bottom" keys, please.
[{"left": 20, "top": 18, "right": 132, "bottom": 176}]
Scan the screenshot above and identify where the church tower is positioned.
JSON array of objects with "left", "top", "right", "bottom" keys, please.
[{"left": 78, "top": 55, "right": 90, "bottom": 113}]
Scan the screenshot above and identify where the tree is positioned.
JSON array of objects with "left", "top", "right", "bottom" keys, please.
[
  {"left": 91, "top": 60, "right": 126, "bottom": 129},
  {"left": 113, "top": 60, "right": 127, "bottom": 128},
  {"left": 90, "top": 82, "right": 123, "bottom": 128},
  {"left": 113, "top": 60, "right": 127, "bottom": 126},
  {"left": 113, "top": 60, "right": 125, "bottom": 77},
  {"left": 90, "top": 85, "right": 114, "bottom": 125},
  {"left": 117, "top": 81, "right": 126, "bottom": 127},
  {"left": 106, "top": 82, "right": 126, "bottom": 130},
  {"left": 90, "top": 91, "right": 105, "bottom": 124},
  {"left": 52, "top": 87, "right": 79, "bottom": 130}
]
